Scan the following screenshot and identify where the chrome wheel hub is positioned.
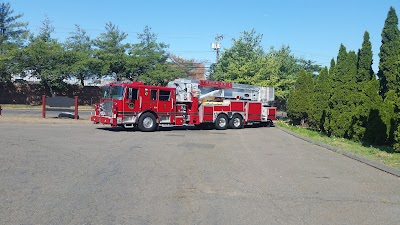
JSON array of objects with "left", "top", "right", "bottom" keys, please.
[
  {"left": 218, "top": 117, "right": 227, "bottom": 127},
  {"left": 233, "top": 118, "right": 241, "bottom": 127},
  {"left": 143, "top": 117, "right": 154, "bottom": 129}
]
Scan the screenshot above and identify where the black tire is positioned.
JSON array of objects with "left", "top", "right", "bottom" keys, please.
[
  {"left": 138, "top": 112, "right": 158, "bottom": 132},
  {"left": 229, "top": 114, "right": 243, "bottom": 129},
  {"left": 262, "top": 119, "right": 272, "bottom": 127},
  {"left": 215, "top": 114, "right": 229, "bottom": 130}
]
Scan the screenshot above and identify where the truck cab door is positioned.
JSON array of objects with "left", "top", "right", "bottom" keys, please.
[
  {"left": 157, "top": 90, "right": 175, "bottom": 124},
  {"left": 123, "top": 87, "right": 139, "bottom": 116},
  {"left": 140, "top": 88, "right": 157, "bottom": 111},
  {"left": 157, "top": 90, "right": 174, "bottom": 113}
]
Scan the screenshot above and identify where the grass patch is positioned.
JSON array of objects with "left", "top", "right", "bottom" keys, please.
[{"left": 276, "top": 120, "right": 400, "bottom": 169}]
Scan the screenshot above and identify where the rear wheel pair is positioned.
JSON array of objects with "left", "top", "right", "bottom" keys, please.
[{"left": 214, "top": 114, "right": 243, "bottom": 130}]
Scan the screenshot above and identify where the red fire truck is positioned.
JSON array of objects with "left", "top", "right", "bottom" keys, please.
[{"left": 90, "top": 79, "right": 276, "bottom": 132}]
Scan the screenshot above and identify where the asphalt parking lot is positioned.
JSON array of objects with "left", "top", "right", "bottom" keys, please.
[{"left": 0, "top": 118, "right": 399, "bottom": 225}]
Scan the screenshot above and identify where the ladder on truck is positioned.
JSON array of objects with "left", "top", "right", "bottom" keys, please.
[{"left": 167, "top": 78, "right": 274, "bottom": 106}]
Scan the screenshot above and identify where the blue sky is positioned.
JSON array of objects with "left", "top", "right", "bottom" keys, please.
[{"left": 8, "top": 0, "right": 400, "bottom": 72}]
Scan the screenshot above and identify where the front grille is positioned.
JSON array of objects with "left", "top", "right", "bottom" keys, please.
[{"left": 99, "top": 101, "right": 113, "bottom": 116}]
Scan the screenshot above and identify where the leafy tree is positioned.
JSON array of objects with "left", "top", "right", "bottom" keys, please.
[
  {"left": 93, "top": 22, "right": 130, "bottom": 81},
  {"left": 268, "top": 46, "right": 305, "bottom": 104},
  {"left": 377, "top": 7, "right": 400, "bottom": 149},
  {"left": 349, "top": 32, "right": 376, "bottom": 141},
  {"left": 287, "top": 69, "right": 314, "bottom": 125},
  {"left": 65, "top": 51, "right": 102, "bottom": 86},
  {"left": 327, "top": 45, "right": 358, "bottom": 138},
  {"left": 0, "top": 2, "right": 28, "bottom": 83},
  {"left": 64, "top": 25, "right": 92, "bottom": 53},
  {"left": 37, "top": 15, "right": 54, "bottom": 42},
  {"left": 129, "top": 26, "right": 173, "bottom": 82},
  {"left": 64, "top": 25, "right": 101, "bottom": 86},
  {"left": 380, "top": 90, "right": 398, "bottom": 144},
  {"left": 309, "top": 67, "right": 330, "bottom": 131},
  {"left": 321, "top": 58, "right": 336, "bottom": 132},
  {"left": 138, "top": 63, "right": 185, "bottom": 86},
  {"left": 210, "top": 30, "right": 320, "bottom": 109},
  {"left": 357, "top": 31, "right": 375, "bottom": 82},
  {"left": 94, "top": 22, "right": 129, "bottom": 54},
  {"left": 394, "top": 124, "right": 400, "bottom": 151},
  {"left": 377, "top": 7, "right": 400, "bottom": 98},
  {"left": 17, "top": 17, "right": 67, "bottom": 93},
  {"left": 362, "top": 80, "right": 387, "bottom": 145},
  {"left": 210, "top": 29, "right": 264, "bottom": 83},
  {"left": 19, "top": 38, "right": 67, "bottom": 93},
  {"left": 297, "top": 58, "right": 321, "bottom": 74},
  {"left": 0, "top": 2, "right": 28, "bottom": 53},
  {"left": 328, "top": 58, "right": 336, "bottom": 75}
]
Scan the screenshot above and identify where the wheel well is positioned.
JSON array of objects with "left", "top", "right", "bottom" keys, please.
[
  {"left": 231, "top": 113, "right": 243, "bottom": 120},
  {"left": 139, "top": 110, "right": 158, "bottom": 120},
  {"left": 216, "top": 112, "right": 229, "bottom": 119}
]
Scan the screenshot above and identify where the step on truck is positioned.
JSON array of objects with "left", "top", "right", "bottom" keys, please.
[{"left": 91, "top": 79, "right": 276, "bottom": 132}]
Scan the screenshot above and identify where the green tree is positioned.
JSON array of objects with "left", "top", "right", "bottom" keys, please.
[
  {"left": 138, "top": 63, "right": 185, "bottom": 86},
  {"left": 0, "top": 2, "right": 28, "bottom": 53},
  {"left": 309, "top": 67, "right": 330, "bottom": 131},
  {"left": 327, "top": 45, "right": 358, "bottom": 138},
  {"left": 377, "top": 7, "right": 400, "bottom": 149},
  {"left": 377, "top": 7, "right": 400, "bottom": 98},
  {"left": 0, "top": 2, "right": 28, "bottom": 83},
  {"left": 362, "top": 80, "right": 387, "bottom": 145},
  {"left": 268, "top": 46, "right": 307, "bottom": 104},
  {"left": 64, "top": 25, "right": 101, "bottom": 86},
  {"left": 210, "top": 30, "right": 318, "bottom": 108},
  {"left": 357, "top": 31, "right": 375, "bottom": 82},
  {"left": 328, "top": 58, "right": 336, "bottom": 75},
  {"left": 93, "top": 22, "right": 130, "bottom": 81},
  {"left": 394, "top": 124, "right": 400, "bottom": 150},
  {"left": 349, "top": 31, "right": 376, "bottom": 141},
  {"left": 129, "top": 25, "right": 175, "bottom": 83},
  {"left": 64, "top": 25, "right": 92, "bottom": 53},
  {"left": 210, "top": 29, "right": 264, "bottom": 83},
  {"left": 287, "top": 70, "right": 314, "bottom": 125},
  {"left": 37, "top": 16, "right": 54, "bottom": 42},
  {"left": 17, "top": 17, "right": 67, "bottom": 93}
]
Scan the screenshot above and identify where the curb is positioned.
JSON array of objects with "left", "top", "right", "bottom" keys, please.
[{"left": 275, "top": 126, "right": 400, "bottom": 178}]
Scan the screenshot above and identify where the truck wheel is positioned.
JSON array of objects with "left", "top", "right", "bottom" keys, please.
[
  {"left": 229, "top": 114, "right": 243, "bottom": 129},
  {"left": 262, "top": 119, "right": 273, "bottom": 127},
  {"left": 138, "top": 112, "right": 158, "bottom": 132},
  {"left": 215, "top": 114, "right": 228, "bottom": 130}
]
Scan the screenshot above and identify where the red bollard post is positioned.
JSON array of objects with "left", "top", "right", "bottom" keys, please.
[
  {"left": 42, "top": 95, "right": 46, "bottom": 118},
  {"left": 74, "top": 96, "right": 78, "bottom": 120}
]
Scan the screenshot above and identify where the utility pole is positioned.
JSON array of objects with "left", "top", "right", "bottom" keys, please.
[{"left": 211, "top": 34, "right": 223, "bottom": 64}]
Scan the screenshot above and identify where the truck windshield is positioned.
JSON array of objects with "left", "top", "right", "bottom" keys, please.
[{"left": 102, "top": 86, "right": 124, "bottom": 100}]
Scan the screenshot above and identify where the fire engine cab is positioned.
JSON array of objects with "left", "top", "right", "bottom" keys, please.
[{"left": 90, "top": 79, "right": 276, "bottom": 132}]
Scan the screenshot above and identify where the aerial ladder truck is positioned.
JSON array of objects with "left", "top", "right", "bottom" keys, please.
[{"left": 91, "top": 78, "right": 276, "bottom": 132}]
